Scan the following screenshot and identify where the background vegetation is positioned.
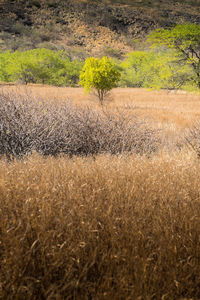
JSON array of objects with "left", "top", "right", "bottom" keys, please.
[
  {"left": 147, "top": 23, "right": 200, "bottom": 90},
  {"left": 119, "top": 49, "right": 194, "bottom": 90},
  {"left": 0, "top": 49, "right": 83, "bottom": 86},
  {"left": 0, "top": 23, "right": 199, "bottom": 91},
  {"left": 0, "top": 48, "right": 198, "bottom": 91}
]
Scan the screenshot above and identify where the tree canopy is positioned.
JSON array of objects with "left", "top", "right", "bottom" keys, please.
[
  {"left": 79, "top": 56, "right": 121, "bottom": 105},
  {"left": 120, "top": 50, "right": 192, "bottom": 90},
  {"left": 0, "top": 49, "right": 83, "bottom": 86},
  {"left": 148, "top": 23, "right": 200, "bottom": 88}
]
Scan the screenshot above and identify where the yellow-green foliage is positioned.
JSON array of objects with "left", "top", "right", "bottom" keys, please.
[
  {"left": 120, "top": 50, "right": 193, "bottom": 90},
  {"left": 148, "top": 23, "right": 200, "bottom": 89},
  {"left": 79, "top": 56, "right": 121, "bottom": 104},
  {"left": 0, "top": 49, "right": 83, "bottom": 86}
]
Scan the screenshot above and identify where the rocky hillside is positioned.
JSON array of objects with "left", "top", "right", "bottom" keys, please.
[{"left": 0, "top": 0, "right": 200, "bottom": 58}]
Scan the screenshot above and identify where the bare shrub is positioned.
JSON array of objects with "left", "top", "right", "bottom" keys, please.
[
  {"left": 0, "top": 91, "right": 160, "bottom": 159},
  {"left": 184, "top": 121, "right": 200, "bottom": 158}
]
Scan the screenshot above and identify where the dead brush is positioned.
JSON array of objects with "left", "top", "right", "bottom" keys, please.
[
  {"left": 0, "top": 91, "right": 160, "bottom": 159},
  {"left": 184, "top": 121, "right": 200, "bottom": 158}
]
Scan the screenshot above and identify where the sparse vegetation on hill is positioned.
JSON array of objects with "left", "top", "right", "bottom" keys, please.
[{"left": 0, "top": 0, "right": 199, "bottom": 56}]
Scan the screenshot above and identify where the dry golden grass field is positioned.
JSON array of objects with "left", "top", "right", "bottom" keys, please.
[
  {"left": 0, "top": 85, "right": 200, "bottom": 299},
  {"left": 3, "top": 85, "right": 200, "bottom": 127}
]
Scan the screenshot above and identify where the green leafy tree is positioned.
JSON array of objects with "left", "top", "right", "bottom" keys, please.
[
  {"left": 6, "top": 50, "right": 52, "bottom": 84},
  {"left": 0, "top": 49, "right": 83, "bottom": 86},
  {"left": 120, "top": 50, "right": 192, "bottom": 90},
  {"left": 0, "top": 51, "right": 12, "bottom": 82},
  {"left": 120, "top": 51, "right": 155, "bottom": 87},
  {"left": 79, "top": 56, "right": 121, "bottom": 105},
  {"left": 148, "top": 23, "right": 200, "bottom": 89},
  {"left": 148, "top": 50, "right": 193, "bottom": 90}
]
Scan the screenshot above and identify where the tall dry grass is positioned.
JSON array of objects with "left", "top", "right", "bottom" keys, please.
[
  {"left": 0, "top": 86, "right": 200, "bottom": 299},
  {"left": 0, "top": 152, "right": 200, "bottom": 299},
  {"left": 2, "top": 86, "right": 200, "bottom": 129}
]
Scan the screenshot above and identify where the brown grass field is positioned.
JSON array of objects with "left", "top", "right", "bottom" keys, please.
[
  {"left": 0, "top": 85, "right": 200, "bottom": 299},
  {"left": 2, "top": 85, "right": 200, "bottom": 127}
]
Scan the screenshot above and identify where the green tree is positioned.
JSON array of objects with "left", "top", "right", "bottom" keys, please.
[
  {"left": 6, "top": 49, "right": 52, "bottom": 84},
  {"left": 120, "top": 50, "right": 192, "bottom": 90},
  {"left": 120, "top": 51, "right": 155, "bottom": 87},
  {"left": 148, "top": 23, "right": 200, "bottom": 89},
  {"left": 148, "top": 50, "right": 193, "bottom": 90},
  {"left": 0, "top": 49, "right": 83, "bottom": 86},
  {"left": 79, "top": 56, "right": 121, "bottom": 105},
  {"left": 0, "top": 51, "right": 12, "bottom": 82}
]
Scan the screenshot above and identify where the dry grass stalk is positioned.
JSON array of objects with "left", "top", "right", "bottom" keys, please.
[{"left": 0, "top": 152, "right": 200, "bottom": 299}]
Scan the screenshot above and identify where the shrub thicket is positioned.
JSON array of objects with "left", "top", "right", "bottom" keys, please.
[{"left": 0, "top": 91, "right": 160, "bottom": 159}]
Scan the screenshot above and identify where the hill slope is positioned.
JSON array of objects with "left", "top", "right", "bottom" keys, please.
[{"left": 0, "top": 0, "right": 200, "bottom": 57}]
